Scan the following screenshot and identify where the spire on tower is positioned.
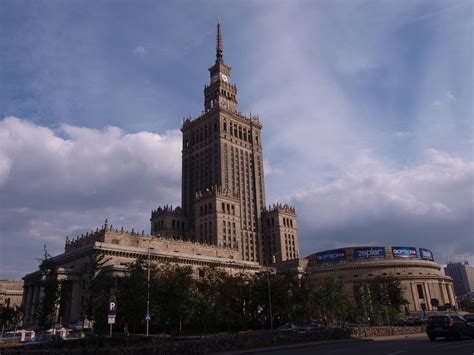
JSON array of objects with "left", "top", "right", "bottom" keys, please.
[{"left": 216, "top": 17, "right": 223, "bottom": 61}]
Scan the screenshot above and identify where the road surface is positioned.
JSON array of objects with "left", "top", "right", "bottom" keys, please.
[{"left": 233, "top": 333, "right": 474, "bottom": 355}]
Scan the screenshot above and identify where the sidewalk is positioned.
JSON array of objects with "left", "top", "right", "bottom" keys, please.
[
  {"left": 214, "top": 338, "right": 372, "bottom": 354},
  {"left": 369, "top": 332, "right": 427, "bottom": 342}
]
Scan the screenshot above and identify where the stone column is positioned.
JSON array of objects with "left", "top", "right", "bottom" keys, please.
[
  {"left": 409, "top": 282, "right": 419, "bottom": 312},
  {"left": 23, "top": 285, "right": 33, "bottom": 326},
  {"left": 446, "top": 283, "right": 455, "bottom": 306},
  {"left": 54, "top": 279, "right": 62, "bottom": 325},
  {"left": 21, "top": 284, "right": 28, "bottom": 311},
  {"left": 423, "top": 283, "right": 431, "bottom": 310},
  {"left": 30, "top": 284, "right": 40, "bottom": 326},
  {"left": 440, "top": 282, "right": 449, "bottom": 305}
]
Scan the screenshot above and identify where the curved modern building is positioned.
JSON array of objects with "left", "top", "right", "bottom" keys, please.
[{"left": 304, "top": 246, "right": 456, "bottom": 314}]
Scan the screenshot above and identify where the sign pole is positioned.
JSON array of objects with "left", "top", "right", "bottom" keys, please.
[{"left": 108, "top": 298, "right": 117, "bottom": 337}]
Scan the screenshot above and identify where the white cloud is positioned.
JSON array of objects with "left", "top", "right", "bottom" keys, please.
[
  {"left": 264, "top": 159, "right": 284, "bottom": 177},
  {"left": 133, "top": 45, "right": 147, "bottom": 56},
  {"left": 394, "top": 131, "right": 414, "bottom": 139},
  {"left": 291, "top": 149, "right": 474, "bottom": 263},
  {"left": 0, "top": 117, "right": 182, "bottom": 277}
]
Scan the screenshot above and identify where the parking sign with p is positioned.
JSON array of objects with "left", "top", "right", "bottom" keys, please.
[{"left": 109, "top": 299, "right": 117, "bottom": 316}]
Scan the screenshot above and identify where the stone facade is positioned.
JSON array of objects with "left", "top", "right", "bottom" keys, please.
[
  {"left": 0, "top": 280, "right": 23, "bottom": 308},
  {"left": 151, "top": 20, "right": 299, "bottom": 265},
  {"left": 22, "top": 222, "right": 262, "bottom": 327},
  {"left": 303, "top": 246, "right": 456, "bottom": 315}
]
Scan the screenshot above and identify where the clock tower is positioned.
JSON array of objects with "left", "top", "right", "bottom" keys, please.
[
  {"left": 204, "top": 19, "right": 238, "bottom": 113},
  {"left": 151, "top": 20, "right": 300, "bottom": 265}
]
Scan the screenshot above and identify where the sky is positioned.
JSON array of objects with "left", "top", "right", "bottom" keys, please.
[{"left": 0, "top": 0, "right": 472, "bottom": 279}]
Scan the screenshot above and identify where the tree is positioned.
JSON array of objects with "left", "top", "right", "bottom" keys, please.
[
  {"left": 353, "top": 277, "right": 408, "bottom": 325},
  {"left": 35, "top": 245, "right": 60, "bottom": 330},
  {"left": 313, "top": 278, "right": 353, "bottom": 325},
  {"left": 460, "top": 298, "right": 474, "bottom": 312},
  {"left": 0, "top": 304, "right": 22, "bottom": 331},
  {"left": 82, "top": 250, "right": 113, "bottom": 333},
  {"left": 153, "top": 263, "right": 194, "bottom": 335},
  {"left": 116, "top": 257, "right": 148, "bottom": 333}
]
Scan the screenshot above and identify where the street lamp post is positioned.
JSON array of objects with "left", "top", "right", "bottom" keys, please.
[{"left": 266, "top": 269, "right": 273, "bottom": 331}]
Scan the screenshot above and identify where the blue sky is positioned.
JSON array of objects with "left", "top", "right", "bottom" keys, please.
[{"left": 0, "top": 0, "right": 472, "bottom": 278}]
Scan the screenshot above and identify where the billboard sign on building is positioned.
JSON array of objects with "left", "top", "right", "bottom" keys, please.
[
  {"left": 419, "top": 248, "right": 434, "bottom": 261},
  {"left": 315, "top": 249, "right": 346, "bottom": 264},
  {"left": 354, "top": 247, "right": 386, "bottom": 260},
  {"left": 392, "top": 246, "right": 418, "bottom": 258}
]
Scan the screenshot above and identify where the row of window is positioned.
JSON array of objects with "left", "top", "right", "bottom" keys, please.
[
  {"left": 153, "top": 219, "right": 185, "bottom": 233},
  {"left": 265, "top": 217, "right": 294, "bottom": 228},
  {"left": 183, "top": 117, "right": 260, "bottom": 149},
  {"left": 199, "top": 221, "right": 213, "bottom": 244},
  {"left": 223, "top": 120, "right": 259, "bottom": 145}
]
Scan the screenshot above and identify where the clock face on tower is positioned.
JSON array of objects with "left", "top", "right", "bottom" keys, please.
[
  {"left": 221, "top": 74, "right": 228, "bottom": 82},
  {"left": 211, "top": 75, "right": 219, "bottom": 84}
]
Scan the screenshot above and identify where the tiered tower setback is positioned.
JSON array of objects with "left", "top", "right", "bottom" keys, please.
[{"left": 152, "top": 20, "right": 299, "bottom": 265}]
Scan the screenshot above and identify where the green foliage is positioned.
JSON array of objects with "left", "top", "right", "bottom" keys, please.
[
  {"left": 153, "top": 263, "right": 194, "bottom": 334},
  {"left": 353, "top": 277, "right": 408, "bottom": 325},
  {"left": 117, "top": 257, "right": 148, "bottom": 333},
  {"left": 459, "top": 298, "right": 474, "bottom": 312},
  {"left": 77, "top": 259, "right": 409, "bottom": 335},
  {"left": 0, "top": 305, "right": 22, "bottom": 330},
  {"left": 82, "top": 250, "right": 113, "bottom": 333},
  {"left": 35, "top": 245, "right": 60, "bottom": 330},
  {"left": 313, "top": 278, "right": 354, "bottom": 325}
]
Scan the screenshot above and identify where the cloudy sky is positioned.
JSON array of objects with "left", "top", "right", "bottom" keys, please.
[{"left": 0, "top": 0, "right": 472, "bottom": 279}]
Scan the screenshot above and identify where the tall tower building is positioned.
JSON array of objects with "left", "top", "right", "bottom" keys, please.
[{"left": 151, "top": 20, "right": 299, "bottom": 265}]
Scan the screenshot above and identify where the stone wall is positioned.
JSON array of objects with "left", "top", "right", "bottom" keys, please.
[{"left": 350, "top": 326, "right": 425, "bottom": 338}]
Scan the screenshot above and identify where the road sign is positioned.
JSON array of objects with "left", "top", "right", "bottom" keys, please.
[
  {"left": 108, "top": 316, "right": 116, "bottom": 324},
  {"left": 145, "top": 313, "right": 151, "bottom": 321},
  {"left": 109, "top": 299, "right": 117, "bottom": 315}
]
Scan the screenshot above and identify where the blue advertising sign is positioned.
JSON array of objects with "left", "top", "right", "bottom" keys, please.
[
  {"left": 354, "top": 247, "right": 386, "bottom": 260},
  {"left": 315, "top": 249, "right": 346, "bottom": 264},
  {"left": 392, "top": 246, "right": 417, "bottom": 258},
  {"left": 419, "top": 248, "right": 434, "bottom": 261}
]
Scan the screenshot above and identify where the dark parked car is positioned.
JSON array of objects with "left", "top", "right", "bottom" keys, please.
[
  {"left": 426, "top": 314, "right": 474, "bottom": 341},
  {"left": 276, "top": 323, "right": 298, "bottom": 332},
  {"left": 300, "top": 322, "right": 326, "bottom": 332}
]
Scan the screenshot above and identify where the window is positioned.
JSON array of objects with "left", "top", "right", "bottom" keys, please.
[{"left": 417, "top": 284, "right": 425, "bottom": 299}]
